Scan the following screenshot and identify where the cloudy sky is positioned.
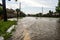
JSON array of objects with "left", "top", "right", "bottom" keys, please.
[{"left": 0, "top": 0, "right": 58, "bottom": 14}]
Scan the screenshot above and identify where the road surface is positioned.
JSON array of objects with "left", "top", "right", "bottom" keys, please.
[{"left": 11, "top": 17, "right": 60, "bottom": 40}]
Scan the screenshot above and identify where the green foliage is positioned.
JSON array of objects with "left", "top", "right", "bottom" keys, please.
[
  {"left": 56, "top": 6, "right": 60, "bottom": 13},
  {"left": 36, "top": 13, "right": 42, "bottom": 17},
  {"left": 48, "top": 10, "right": 53, "bottom": 16},
  {"left": 16, "top": 9, "right": 20, "bottom": 12},
  {"left": 16, "top": 8, "right": 26, "bottom": 17},
  {"left": 20, "top": 11, "right": 26, "bottom": 17},
  {"left": 0, "top": 6, "right": 3, "bottom": 15},
  {"left": 58, "top": 0, "right": 60, "bottom": 7},
  {"left": 0, "top": 20, "right": 16, "bottom": 36},
  {"left": 56, "top": 0, "right": 60, "bottom": 14},
  {"left": 0, "top": 20, "right": 16, "bottom": 40},
  {"left": 3, "top": 32, "right": 12, "bottom": 40},
  {"left": 27, "top": 13, "right": 42, "bottom": 17}
]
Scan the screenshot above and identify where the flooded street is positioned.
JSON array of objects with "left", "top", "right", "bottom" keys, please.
[{"left": 12, "top": 17, "right": 60, "bottom": 40}]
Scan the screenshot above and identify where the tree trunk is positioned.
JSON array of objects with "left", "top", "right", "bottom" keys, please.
[{"left": 2, "top": 0, "right": 7, "bottom": 21}]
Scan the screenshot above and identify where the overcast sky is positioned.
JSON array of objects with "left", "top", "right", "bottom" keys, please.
[{"left": 0, "top": 0, "right": 58, "bottom": 14}]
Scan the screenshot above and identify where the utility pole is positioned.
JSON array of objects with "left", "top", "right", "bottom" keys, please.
[
  {"left": 2, "top": 0, "right": 7, "bottom": 21},
  {"left": 19, "top": 2, "right": 21, "bottom": 11},
  {"left": 42, "top": 7, "right": 43, "bottom": 14},
  {"left": 16, "top": 2, "right": 21, "bottom": 22},
  {"left": 19, "top": 2, "right": 21, "bottom": 17}
]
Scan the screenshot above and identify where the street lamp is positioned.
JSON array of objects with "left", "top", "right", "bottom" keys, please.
[{"left": 2, "top": 0, "right": 18, "bottom": 21}]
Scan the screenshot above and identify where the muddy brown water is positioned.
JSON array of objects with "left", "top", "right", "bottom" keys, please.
[{"left": 11, "top": 17, "right": 60, "bottom": 40}]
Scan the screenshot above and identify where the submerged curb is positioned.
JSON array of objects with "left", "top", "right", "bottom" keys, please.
[
  {"left": 7, "top": 25, "right": 15, "bottom": 33},
  {"left": 0, "top": 25, "right": 16, "bottom": 40},
  {"left": 0, "top": 36, "right": 4, "bottom": 40}
]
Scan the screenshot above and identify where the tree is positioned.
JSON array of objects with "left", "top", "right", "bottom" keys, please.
[
  {"left": 16, "top": 9, "right": 20, "bottom": 17},
  {"left": 56, "top": 0, "right": 60, "bottom": 16},
  {"left": 2, "top": 0, "right": 18, "bottom": 21},
  {"left": 2, "top": 0, "right": 7, "bottom": 21},
  {"left": 39, "top": 13, "right": 42, "bottom": 17},
  {"left": 0, "top": 6, "right": 3, "bottom": 19},
  {"left": 35, "top": 13, "right": 42, "bottom": 17},
  {"left": 0, "top": 6, "right": 3, "bottom": 15},
  {"left": 20, "top": 11, "right": 26, "bottom": 17},
  {"left": 49, "top": 10, "right": 53, "bottom": 16}
]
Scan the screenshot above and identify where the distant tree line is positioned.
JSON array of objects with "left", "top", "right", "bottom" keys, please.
[
  {"left": 27, "top": 13, "right": 42, "bottom": 17},
  {"left": 27, "top": 10, "right": 60, "bottom": 17}
]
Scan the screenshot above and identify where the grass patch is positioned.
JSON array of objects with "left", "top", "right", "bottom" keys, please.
[
  {"left": 0, "top": 20, "right": 16, "bottom": 36},
  {"left": 0, "top": 20, "right": 16, "bottom": 35}
]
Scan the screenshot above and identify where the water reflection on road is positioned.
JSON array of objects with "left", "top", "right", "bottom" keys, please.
[{"left": 12, "top": 17, "right": 60, "bottom": 40}]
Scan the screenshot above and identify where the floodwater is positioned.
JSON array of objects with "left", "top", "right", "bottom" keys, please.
[{"left": 11, "top": 17, "right": 60, "bottom": 40}]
